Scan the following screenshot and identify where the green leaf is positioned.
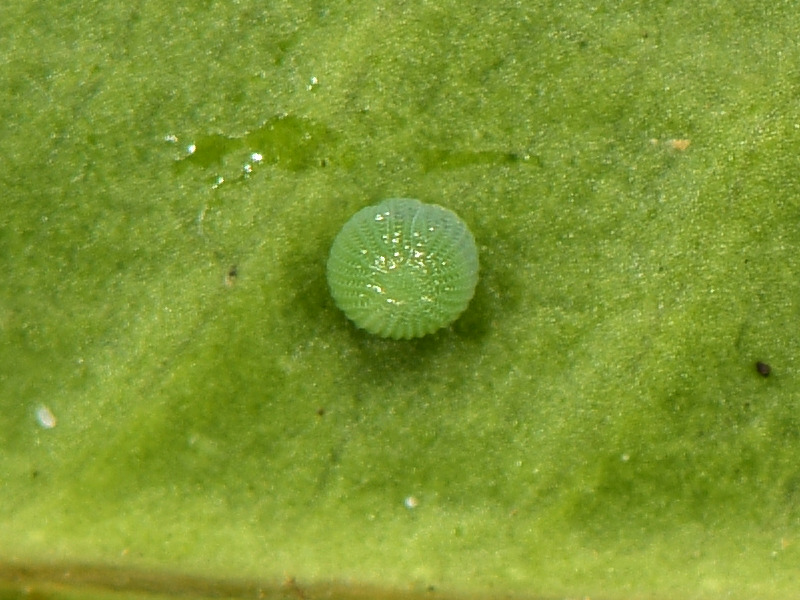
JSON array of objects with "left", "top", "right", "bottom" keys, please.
[{"left": 2, "top": 1, "right": 799, "bottom": 599}]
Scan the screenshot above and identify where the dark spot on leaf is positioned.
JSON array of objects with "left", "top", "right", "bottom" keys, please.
[
  {"left": 756, "top": 361, "right": 771, "bottom": 377},
  {"left": 225, "top": 265, "right": 238, "bottom": 287}
]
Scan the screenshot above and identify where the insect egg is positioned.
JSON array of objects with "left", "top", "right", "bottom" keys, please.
[{"left": 326, "top": 198, "right": 479, "bottom": 339}]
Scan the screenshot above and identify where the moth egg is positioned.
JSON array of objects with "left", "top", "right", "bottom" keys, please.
[{"left": 327, "top": 198, "right": 479, "bottom": 339}]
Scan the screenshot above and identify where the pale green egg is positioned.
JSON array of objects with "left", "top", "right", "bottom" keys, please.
[{"left": 327, "top": 198, "right": 479, "bottom": 339}]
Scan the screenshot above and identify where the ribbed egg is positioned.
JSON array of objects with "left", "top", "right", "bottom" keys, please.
[{"left": 327, "top": 198, "right": 479, "bottom": 339}]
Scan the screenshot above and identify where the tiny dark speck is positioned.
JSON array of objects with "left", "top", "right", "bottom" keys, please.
[
  {"left": 756, "top": 361, "right": 771, "bottom": 377},
  {"left": 224, "top": 265, "right": 238, "bottom": 287}
]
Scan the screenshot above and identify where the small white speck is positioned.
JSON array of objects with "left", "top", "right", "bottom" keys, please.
[
  {"left": 187, "top": 144, "right": 196, "bottom": 155},
  {"left": 251, "top": 152, "right": 263, "bottom": 163},
  {"left": 621, "top": 453, "right": 630, "bottom": 462},
  {"left": 404, "top": 496, "right": 419, "bottom": 509},
  {"left": 164, "top": 134, "right": 178, "bottom": 143},
  {"left": 36, "top": 406, "right": 57, "bottom": 429}
]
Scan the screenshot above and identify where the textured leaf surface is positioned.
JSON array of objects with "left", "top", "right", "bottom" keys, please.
[{"left": 2, "top": 1, "right": 799, "bottom": 599}]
